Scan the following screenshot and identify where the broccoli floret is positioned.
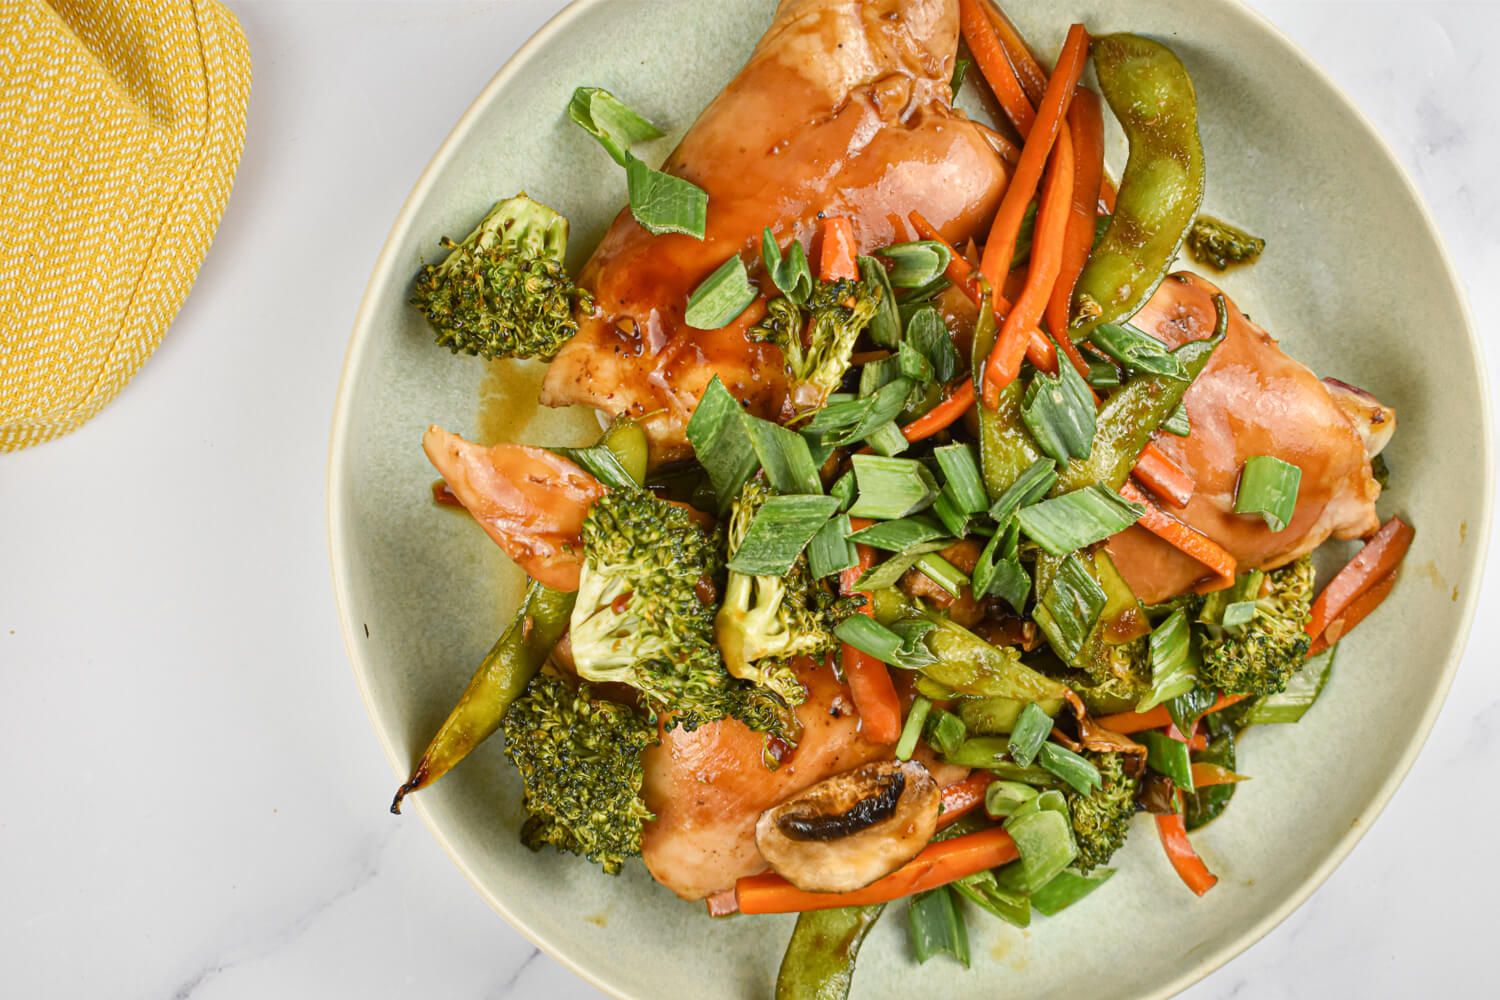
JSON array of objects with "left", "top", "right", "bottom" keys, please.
[
  {"left": 715, "top": 480, "right": 857, "bottom": 705},
  {"left": 502, "top": 672, "right": 656, "bottom": 874},
  {"left": 1199, "top": 556, "right": 1315, "bottom": 696},
  {"left": 751, "top": 277, "right": 878, "bottom": 412},
  {"left": 1066, "top": 751, "right": 1140, "bottom": 873},
  {"left": 571, "top": 488, "right": 791, "bottom": 736},
  {"left": 1077, "top": 633, "right": 1151, "bottom": 703},
  {"left": 1185, "top": 215, "right": 1266, "bottom": 271},
  {"left": 411, "top": 193, "right": 591, "bottom": 360}
]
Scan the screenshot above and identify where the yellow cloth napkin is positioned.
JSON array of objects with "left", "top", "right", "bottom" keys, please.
[{"left": 0, "top": 0, "right": 251, "bottom": 451}]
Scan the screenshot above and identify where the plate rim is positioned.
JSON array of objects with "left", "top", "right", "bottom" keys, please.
[{"left": 326, "top": 1, "right": 1494, "bottom": 996}]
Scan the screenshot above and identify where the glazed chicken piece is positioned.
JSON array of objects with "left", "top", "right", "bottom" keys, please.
[
  {"left": 421, "top": 426, "right": 602, "bottom": 591},
  {"left": 1106, "top": 273, "right": 1389, "bottom": 603},
  {"left": 541, "top": 0, "right": 1009, "bottom": 461}
]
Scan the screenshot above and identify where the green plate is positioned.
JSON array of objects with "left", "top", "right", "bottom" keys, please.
[{"left": 329, "top": 1, "right": 1490, "bottom": 996}]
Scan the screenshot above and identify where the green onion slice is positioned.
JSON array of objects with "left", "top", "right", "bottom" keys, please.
[
  {"left": 895, "top": 696, "right": 933, "bottom": 761},
  {"left": 1235, "top": 455, "right": 1302, "bottom": 532},
  {"left": 984, "top": 780, "right": 1039, "bottom": 818},
  {"left": 1033, "top": 553, "right": 1106, "bottom": 664},
  {"left": 1137, "top": 608, "right": 1197, "bottom": 712},
  {"left": 1140, "top": 731, "right": 1195, "bottom": 791},
  {"left": 848, "top": 454, "right": 941, "bottom": 520},
  {"left": 848, "top": 515, "right": 949, "bottom": 553},
  {"left": 914, "top": 553, "right": 968, "bottom": 599},
  {"left": 1237, "top": 645, "right": 1336, "bottom": 724},
  {"left": 624, "top": 156, "right": 708, "bottom": 239},
  {"left": 760, "top": 228, "right": 813, "bottom": 305},
  {"left": 988, "top": 457, "right": 1058, "bottom": 526},
  {"left": 685, "top": 376, "right": 759, "bottom": 514},
  {"left": 993, "top": 808, "right": 1077, "bottom": 894},
  {"left": 684, "top": 255, "right": 757, "bottom": 330},
  {"left": 905, "top": 307, "right": 961, "bottom": 383},
  {"left": 859, "top": 255, "right": 902, "bottom": 349},
  {"left": 1022, "top": 349, "right": 1097, "bottom": 465},
  {"left": 567, "top": 86, "right": 663, "bottom": 166},
  {"left": 727, "top": 494, "right": 840, "bottom": 575},
  {"left": 743, "top": 416, "right": 821, "bottom": 496},
  {"left": 907, "top": 886, "right": 970, "bottom": 967},
  {"left": 834, "top": 614, "right": 937, "bottom": 670},
  {"left": 1038, "top": 742, "right": 1103, "bottom": 795},
  {"left": 865, "top": 421, "right": 910, "bottom": 457},
  {"left": 1162, "top": 403, "right": 1191, "bottom": 437},
  {"left": 924, "top": 708, "right": 968, "bottom": 756},
  {"left": 878, "top": 241, "right": 953, "bottom": 289},
  {"left": 1016, "top": 486, "right": 1143, "bottom": 557},
  {"left": 934, "top": 443, "right": 990, "bottom": 515},
  {"left": 1089, "top": 322, "right": 1187, "bottom": 380},
  {"left": 807, "top": 512, "right": 858, "bottom": 580},
  {"left": 1007, "top": 702, "right": 1053, "bottom": 767}
]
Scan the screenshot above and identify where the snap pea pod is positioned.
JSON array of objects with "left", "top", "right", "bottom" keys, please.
[
  {"left": 390, "top": 581, "right": 575, "bottom": 813},
  {"left": 775, "top": 904, "right": 886, "bottom": 1000},
  {"left": 1053, "top": 332, "right": 1220, "bottom": 495},
  {"left": 971, "top": 297, "right": 1041, "bottom": 499},
  {"left": 1068, "top": 34, "right": 1205, "bottom": 343}
]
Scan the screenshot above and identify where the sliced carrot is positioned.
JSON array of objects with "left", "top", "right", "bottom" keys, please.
[
  {"left": 902, "top": 379, "right": 976, "bottom": 443},
  {"left": 958, "top": 0, "right": 1036, "bottom": 136},
  {"left": 1044, "top": 87, "right": 1106, "bottom": 340},
  {"left": 1308, "top": 569, "right": 1398, "bottom": 656},
  {"left": 840, "top": 543, "right": 901, "bottom": 744},
  {"left": 937, "top": 771, "right": 994, "bottom": 829},
  {"left": 1155, "top": 813, "right": 1218, "bottom": 896},
  {"left": 981, "top": 1, "right": 1048, "bottom": 104},
  {"left": 1305, "top": 516, "right": 1414, "bottom": 643},
  {"left": 1096, "top": 694, "right": 1248, "bottom": 736},
  {"left": 1099, "top": 177, "right": 1118, "bottom": 214},
  {"left": 735, "top": 826, "right": 1019, "bottom": 913},
  {"left": 983, "top": 124, "right": 1076, "bottom": 404},
  {"left": 1190, "top": 762, "right": 1248, "bottom": 788},
  {"left": 1133, "top": 445, "right": 1196, "bottom": 508},
  {"left": 977, "top": 24, "right": 1089, "bottom": 300},
  {"left": 1120, "top": 481, "right": 1237, "bottom": 592},
  {"left": 819, "top": 216, "right": 859, "bottom": 282}
]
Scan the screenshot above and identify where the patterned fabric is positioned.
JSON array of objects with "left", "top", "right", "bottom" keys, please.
[{"left": 0, "top": 0, "right": 251, "bottom": 450}]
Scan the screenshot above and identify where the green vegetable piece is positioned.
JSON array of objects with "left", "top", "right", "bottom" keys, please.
[
  {"left": 905, "top": 307, "right": 960, "bottom": 382},
  {"left": 914, "top": 553, "right": 968, "bottom": 599},
  {"left": 958, "top": 697, "right": 1027, "bottom": 735},
  {"left": 879, "top": 241, "right": 953, "bottom": 289},
  {"left": 1084, "top": 358, "right": 1121, "bottom": 390},
  {"left": 1140, "top": 730, "right": 1195, "bottom": 791},
  {"left": 624, "top": 155, "right": 709, "bottom": 238},
  {"left": 1008, "top": 702, "right": 1053, "bottom": 767},
  {"left": 923, "top": 708, "right": 968, "bottom": 756},
  {"left": 1183, "top": 727, "right": 1237, "bottom": 831},
  {"left": 931, "top": 488, "right": 974, "bottom": 540},
  {"left": 895, "top": 696, "right": 933, "bottom": 761},
  {"left": 502, "top": 671, "right": 656, "bottom": 874},
  {"left": 864, "top": 421, "right": 910, "bottom": 457},
  {"left": 1235, "top": 645, "right": 1336, "bottom": 725},
  {"left": 808, "top": 513, "right": 858, "bottom": 580},
  {"left": 1015, "top": 485, "right": 1143, "bottom": 557},
  {"left": 1033, "top": 552, "right": 1108, "bottom": 664},
  {"left": 907, "top": 887, "right": 970, "bottom": 967},
  {"left": 1166, "top": 685, "right": 1219, "bottom": 737},
  {"left": 1065, "top": 751, "right": 1139, "bottom": 872},
  {"left": 933, "top": 443, "right": 988, "bottom": 515},
  {"left": 848, "top": 454, "right": 941, "bottom": 519},
  {"left": 686, "top": 376, "right": 760, "bottom": 514},
  {"left": 685, "top": 254, "right": 758, "bottom": 330},
  {"left": 972, "top": 301, "right": 1044, "bottom": 498},
  {"left": 1022, "top": 345, "right": 1098, "bottom": 464},
  {"left": 805, "top": 377, "right": 911, "bottom": 446},
  {"left": 411, "top": 194, "right": 589, "bottom": 361},
  {"left": 567, "top": 86, "right": 663, "bottom": 165},
  {"left": 1030, "top": 868, "right": 1116, "bottom": 917},
  {"left": 1038, "top": 742, "right": 1103, "bottom": 795},
  {"left": 1162, "top": 402, "right": 1191, "bottom": 437},
  {"left": 1137, "top": 607, "right": 1197, "bottom": 712},
  {"left": 854, "top": 553, "right": 920, "bottom": 592},
  {"left": 834, "top": 615, "right": 937, "bottom": 671},
  {"left": 972, "top": 519, "right": 1029, "bottom": 613},
  {"left": 1067, "top": 35, "right": 1205, "bottom": 343},
  {"left": 985, "top": 780, "right": 1040, "bottom": 818},
  {"left": 849, "top": 515, "right": 949, "bottom": 553},
  {"left": 988, "top": 457, "right": 1059, "bottom": 526},
  {"left": 746, "top": 415, "right": 823, "bottom": 495},
  {"left": 556, "top": 418, "right": 652, "bottom": 490},
  {"left": 951, "top": 868, "right": 1031, "bottom": 928},
  {"left": 1186, "top": 216, "right": 1266, "bottom": 272},
  {"left": 942, "top": 738, "right": 1058, "bottom": 785},
  {"left": 1235, "top": 455, "right": 1303, "bottom": 532},
  {"left": 1089, "top": 322, "right": 1187, "bottom": 380},
  {"left": 728, "top": 494, "right": 842, "bottom": 576},
  {"left": 829, "top": 470, "right": 857, "bottom": 512},
  {"left": 762, "top": 229, "right": 814, "bottom": 305},
  {"left": 994, "top": 808, "right": 1077, "bottom": 894},
  {"left": 390, "top": 582, "right": 575, "bottom": 813},
  {"left": 775, "top": 905, "right": 886, "bottom": 1000},
  {"left": 858, "top": 255, "right": 902, "bottom": 349},
  {"left": 1054, "top": 335, "right": 1220, "bottom": 494}
]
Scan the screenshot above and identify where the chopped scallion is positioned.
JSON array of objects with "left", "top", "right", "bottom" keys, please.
[
  {"left": 1221, "top": 600, "right": 1258, "bottom": 629},
  {"left": 849, "top": 515, "right": 949, "bottom": 553},
  {"left": 1235, "top": 455, "right": 1302, "bottom": 532},
  {"left": 623, "top": 154, "right": 708, "bottom": 239},
  {"left": 905, "top": 307, "right": 960, "bottom": 382},
  {"left": 685, "top": 376, "right": 758, "bottom": 514},
  {"left": 829, "top": 470, "right": 856, "bottom": 512},
  {"left": 859, "top": 356, "right": 900, "bottom": 398},
  {"left": 834, "top": 614, "right": 937, "bottom": 670},
  {"left": 934, "top": 443, "right": 989, "bottom": 515},
  {"left": 1015, "top": 486, "right": 1143, "bottom": 557},
  {"left": 988, "top": 458, "right": 1059, "bottom": 526},
  {"left": 984, "top": 780, "right": 1039, "bottom": 818},
  {"left": 1038, "top": 742, "right": 1102, "bottom": 795},
  {"left": 931, "top": 488, "right": 974, "bottom": 539},
  {"left": 879, "top": 241, "right": 953, "bottom": 289},
  {"left": 895, "top": 696, "right": 933, "bottom": 761},
  {"left": 1136, "top": 608, "right": 1197, "bottom": 712},
  {"left": 760, "top": 228, "right": 813, "bottom": 305},
  {"left": 1084, "top": 358, "right": 1121, "bottom": 390},
  {"left": 726, "top": 494, "right": 840, "bottom": 575},
  {"left": 950, "top": 56, "right": 972, "bottom": 97},
  {"left": 914, "top": 552, "right": 968, "bottom": 599},
  {"left": 1237, "top": 645, "right": 1336, "bottom": 724},
  {"left": 854, "top": 552, "right": 920, "bottom": 591},
  {"left": 684, "top": 255, "right": 757, "bottom": 330},
  {"left": 907, "top": 887, "right": 970, "bottom": 967},
  {"left": 848, "top": 454, "right": 941, "bottom": 519},
  {"left": 567, "top": 86, "right": 663, "bottom": 166},
  {"left": 993, "top": 808, "right": 1076, "bottom": 894},
  {"left": 864, "top": 420, "right": 910, "bottom": 456},
  {"left": 1022, "top": 350, "right": 1097, "bottom": 465},
  {"left": 743, "top": 416, "right": 821, "bottom": 495},
  {"left": 859, "top": 255, "right": 902, "bottom": 349},
  {"left": 924, "top": 708, "right": 967, "bottom": 756},
  {"left": 1162, "top": 403, "right": 1191, "bottom": 437},
  {"left": 1007, "top": 702, "right": 1053, "bottom": 768},
  {"left": 1033, "top": 553, "right": 1107, "bottom": 664},
  {"left": 1140, "top": 730, "right": 1195, "bottom": 791},
  {"left": 897, "top": 338, "right": 935, "bottom": 385},
  {"left": 807, "top": 512, "right": 857, "bottom": 579}
]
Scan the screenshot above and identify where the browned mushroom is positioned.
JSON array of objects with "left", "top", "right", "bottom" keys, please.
[{"left": 754, "top": 759, "right": 940, "bottom": 892}]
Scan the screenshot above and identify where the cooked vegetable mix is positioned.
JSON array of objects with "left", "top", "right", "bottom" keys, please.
[{"left": 394, "top": 0, "right": 1412, "bottom": 992}]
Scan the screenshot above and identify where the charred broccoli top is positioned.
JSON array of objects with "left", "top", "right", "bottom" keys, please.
[
  {"left": 751, "top": 276, "right": 879, "bottom": 412},
  {"left": 1185, "top": 216, "right": 1266, "bottom": 271},
  {"left": 1066, "top": 751, "right": 1140, "bottom": 873},
  {"left": 502, "top": 671, "right": 656, "bottom": 874},
  {"left": 570, "top": 488, "right": 791, "bottom": 736},
  {"left": 411, "top": 193, "right": 591, "bottom": 360},
  {"left": 716, "top": 480, "right": 858, "bottom": 706},
  {"left": 1199, "top": 556, "right": 1315, "bottom": 696}
]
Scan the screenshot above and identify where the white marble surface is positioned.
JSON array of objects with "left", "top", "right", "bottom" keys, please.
[{"left": 2, "top": 1, "right": 1496, "bottom": 996}]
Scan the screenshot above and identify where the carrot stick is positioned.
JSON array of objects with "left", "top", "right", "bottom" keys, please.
[
  {"left": 840, "top": 543, "right": 901, "bottom": 744},
  {"left": 902, "top": 379, "right": 976, "bottom": 443},
  {"left": 1190, "top": 762, "right": 1248, "bottom": 788},
  {"left": 736, "top": 826, "right": 1019, "bottom": 913},
  {"left": 981, "top": 1, "right": 1048, "bottom": 104},
  {"left": 1120, "top": 481, "right": 1237, "bottom": 592},
  {"left": 958, "top": 0, "right": 1036, "bottom": 136},
  {"left": 977, "top": 24, "right": 1088, "bottom": 299},
  {"left": 1133, "top": 445, "right": 1196, "bottom": 508},
  {"left": 1096, "top": 694, "right": 1248, "bottom": 735},
  {"left": 1155, "top": 813, "right": 1218, "bottom": 896},
  {"left": 1044, "top": 88, "right": 1106, "bottom": 340},
  {"left": 983, "top": 125, "right": 1075, "bottom": 405},
  {"left": 1305, "top": 516, "right": 1414, "bottom": 643},
  {"left": 937, "top": 771, "right": 994, "bottom": 829},
  {"left": 819, "top": 216, "right": 859, "bottom": 282},
  {"left": 1099, "top": 178, "right": 1118, "bottom": 214},
  {"left": 1308, "top": 569, "right": 1398, "bottom": 656}
]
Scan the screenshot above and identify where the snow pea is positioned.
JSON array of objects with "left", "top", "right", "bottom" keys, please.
[
  {"left": 971, "top": 297, "right": 1041, "bottom": 499},
  {"left": 775, "top": 904, "right": 886, "bottom": 1000},
  {"left": 390, "top": 581, "right": 575, "bottom": 813},
  {"left": 1068, "top": 34, "right": 1205, "bottom": 342}
]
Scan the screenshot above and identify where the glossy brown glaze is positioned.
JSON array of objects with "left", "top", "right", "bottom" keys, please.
[
  {"left": 1106, "top": 274, "right": 1384, "bottom": 602},
  {"left": 639, "top": 656, "right": 892, "bottom": 900},
  {"left": 541, "top": 0, "right": 1008, "bottom": 460},
  {"left": 421, "top": 426, "right": 603, "bottom": 591}
]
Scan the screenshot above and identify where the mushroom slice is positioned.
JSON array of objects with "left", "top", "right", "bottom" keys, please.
[
  {"left": 754, "top": 759, "right": 940, "bottom": 893},
  {"left": 1323, "top": 378, "right": 1397, "bottom": 459}
]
